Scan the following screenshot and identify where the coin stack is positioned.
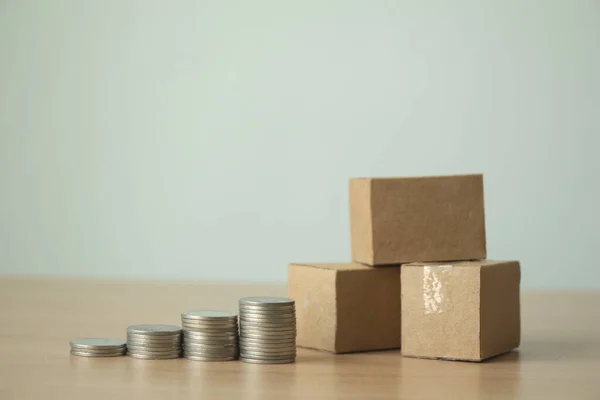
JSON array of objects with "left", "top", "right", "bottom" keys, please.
[
  {"left": 126, "top": 324, "right": 182, "bottom": 360},
  {"left": 70, "top": 338, "right": 127, "bottom": 357},
  {"left": 181, "top": 310, "right": 239, "bottom": 361},
  {"left": 238, "top": 297, "right": 297, "bottom": 364}
]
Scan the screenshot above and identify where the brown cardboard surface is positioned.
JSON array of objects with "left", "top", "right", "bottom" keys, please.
[
  {"left": 401, "top": 260, "right": 521, "bottom": 361},
  {"left": 480, "top": 262, "right": 521, "bottom": 357},
  {"left": 349, "top": 174, "right": 486, "bottom": 265},
  {"left": 288, "top": 262, "right": 400, "bottom": 353},
  {"left": 288, "top": 265, "right": 337, "bottom": 352}
]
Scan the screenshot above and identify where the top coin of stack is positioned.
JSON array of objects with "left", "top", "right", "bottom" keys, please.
[
  {"left": 181, "top": 310, "right": 239, "bottom": 361},
  {"left": 126, "top": 324, "right": 182, "bottom": 360},
  {"left": 70, "top": 338, "right": 127, "bottom": 357},
  {"left": 238, "top": 297, "right": 297, "bottom": 364}
]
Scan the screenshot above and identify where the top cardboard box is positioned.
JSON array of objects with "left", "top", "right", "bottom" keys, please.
[{"left": 349, "top": 174, "right": 486, "bottom": 265}]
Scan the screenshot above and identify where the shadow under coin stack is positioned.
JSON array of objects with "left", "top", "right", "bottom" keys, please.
[
  {"left": 126, "top": 324, "right": 182, "bottom": 360},
  {"left": 181, "top": 311, "right": 239, "bottom": 361},
  {"left": 70, "top": 338, "right": 127, "bottom": 357},
  {"left": 238, "top": 297, "right": 297, "bottom": 364}
]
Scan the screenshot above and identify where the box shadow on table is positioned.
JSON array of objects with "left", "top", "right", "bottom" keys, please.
[{"left": 519, "top": 339, "right": 600, "bottom": 361}]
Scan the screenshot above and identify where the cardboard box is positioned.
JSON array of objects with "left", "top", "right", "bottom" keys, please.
[
  {"left": 288, "top": 262, "right": 400, "bottom": 353},
  {"left": 401, "top": 260, "right": 521, "bottom": 361},
  {"left": 349, "top": 174, "right": 487, "bottom": 265}
]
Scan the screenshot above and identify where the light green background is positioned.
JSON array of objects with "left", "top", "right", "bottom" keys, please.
[{"left": 1, "top": 1, "right": 598, "bottom": 288}]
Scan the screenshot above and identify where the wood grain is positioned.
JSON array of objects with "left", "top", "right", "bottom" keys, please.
[{"left": 0, "top": 278, "right": 599, "bottom": 399}]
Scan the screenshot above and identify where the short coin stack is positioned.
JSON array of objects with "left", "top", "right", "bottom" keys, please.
[
  {"left": 181, "top": 310, "right": 239, "bottom": 361},
  {"left": 238, "top": 297, "right": 297, "bottom": 364},
  {"left": 126, "top": 324, "right": 182, "bottom": 360},
  {"left": 70, "top": 338, "right": 127, "bottom": 357}
]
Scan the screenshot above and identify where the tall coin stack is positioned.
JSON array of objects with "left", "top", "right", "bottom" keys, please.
[
  {"left": 181, "top": 310, "right": 239, "bottom": 361},
  {"left": 126, "top": 324, "right": 182, "bottom": 360},
  {"left": 238, "top": 297, "right": 297, "bottom": 364}
]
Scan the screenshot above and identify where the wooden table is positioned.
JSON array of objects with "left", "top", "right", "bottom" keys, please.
[{"left": 0, "top": 278, "right": 598, "bottom": 399}]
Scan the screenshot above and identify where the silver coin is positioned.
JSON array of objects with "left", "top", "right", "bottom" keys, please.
[
  {"left": 240, "top": 327, "right": 296, "bottom": 334},
  {"left": 184, "top": 336, "right": 237, "bottom": 343},
  {"left": 239, "top": 305, "right": 295, "bottom": 311},
  {"left": 127, "top": 324, "right": 181, "bottom": 335},
  {"left": 127, "top": 333, "right": 181, "bottom": 342},
  {"left": 238, "top": 304, "right": 294, "bottom": 309},
  {"left": 239, "top": 323, "right": 295, "bottom": 329},
  {"left": 184, "top": 341, "right": 237, "bottom": 348},
  {"left": 240, "top": 329, "right": 296, "bottom": 339},
  {"left": 183, "top": 332, "right": 238, "bottom": 339},
  {"left": 239, "top": 342, "right": 296, "bottom": 350},
  {"left": 239, "top": 356, "right": 295, "bottom": 364},
  {"left": 183, "top": 354, "right": 237, "bottom": 362},
  {"left": 127, "top": 334, "right": 182, "bottom": 341},
  {"left": 240, "top": 347, "right": 296, "bottom": 355},
  {"left": 183, "top": 343, "right": 237, "bottom": 350},
  {"left": 240, "top": 337, "right": 295, "bottom": 343},
  {"left": 127, "top": 352, "right": 181, "bottom": 360},
  {"left": 239, "top": 349, "right": 295, "bottom": 357},
  {"left": 182, "top": 315, "right": 237, "bottom": 322},
  {"left": 184, "top": 354, "right": 237, "bottom": 361},
  {"left": 240, "top": 332, "right": 296, "bottom": 340},
  {"left": 127, "top": 338, "right": 181, "bottom": 346},
  {"left": 183, "top": 347, "right": 237, "bottom": 353},
  {"left": 181, "top": 320, "right": 238, "bottom": 328},
  {"left": 239, "top": 308, "right": 296, "bottom": 316},
  {"left": 239, "top": 336, "right": 295, "bottom": 343},
  {"left": 183, "top": 348, "right": 238, "bottom": 356},
  {"left": 239, "top": 312, "right": 295, "bottom": 319},
  {"left": 183, "top": 329, "right": 237, "bottom": 335},
  {"left": 127, "top": 345, "right": 181, "bottom": 351},
  {"left": 71, "top": 346, "right": 127, "bottom": 354},
  {"left": 127, "top": 348, "right": 182, "bottom": 355},
  {"left": 239, "top": 352, "right": 296, "bottom": 361},
  {"left": 240, "top": 325, "right": 295, "bottom": 331},
  {"left": 240, "top": 348, "right": 296, "bottom": 356},
  {"left": 70, "top": 338, "right": 127, "bottom": 350},
  {"left": 239, "top": 338, "right": 295, "bottom": 346},
  {"left": 183, "top": 340, "right": 236, "bottom": 345},
  {"left": 238, "top": 303, "right": 296, "bottom": 310},
  {"left": 181, "top": 319, "right": 238, "bottom": 328},
  {"left": 240, "top": 324, "right": 294, "bottom": 329},
  {"left": 127, "top": 335, "right": 181, "bottom": 341},
  {"left": 239, "top": 321, "right": 296, "bottom": 329},
  {"left": 180, "top": 327, "right": 239, "bottom": 336},
  {"left": 239, "top": 314, "right": 295, "bottom": 320},
  {"left": 182, "top": 326, "right": 238, "bottom": 333},
  {"left": 239, "top": 297, "right": 295, "bottom": 306},
  {"left": 238, "top": 314, "right": 295, "bottom": 321},
  {"left": 127, "top": 339, "right": 181, "bottom": 347},
  {"left": 71, "top": 350, "right": 126, "bottom": 357},
  {"left": 184, "top": 342, "right": 237, "bottom": 348},
  {"left": 185, "top": 352, "right": 238, "bottom": 359},
  {"left": 127, "top": 348, "right": 181, "bottom": 355},
  {"left": 184, "top": 348, "right": 238, "bottom": 356},
  {"left": 184, "top": 336, "right": 237, "bottom": 342},
  {"left": 240, "top": 310, "right": 295, "bottom": 316},
  {"left": 70, "top": 346, "right": 129, "bottom": 354},
  {"left": 182, "top": 310, "right": 237, "bottom": 320}
]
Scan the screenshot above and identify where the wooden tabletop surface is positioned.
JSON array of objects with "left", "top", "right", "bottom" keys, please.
[{"left": 0, "top": 278, "right": 598, "bottom": 399}]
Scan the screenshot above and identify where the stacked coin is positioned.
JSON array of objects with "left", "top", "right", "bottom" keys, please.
[
  {"left": 126, "top": 324, "right": 182, "bottom": 360},
  {"left": 70, "top": 338, "right": 127, "bottom": 357},
  {"left": 181, "top": 310, "right": 239, "bottom": 361},
  {"left": 238, "top": 297, "right": 296, "bottom": 364}
]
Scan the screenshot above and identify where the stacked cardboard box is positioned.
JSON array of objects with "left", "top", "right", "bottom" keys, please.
[{"left": 288, "top": 174, "right": 520, "bottom": 361}]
